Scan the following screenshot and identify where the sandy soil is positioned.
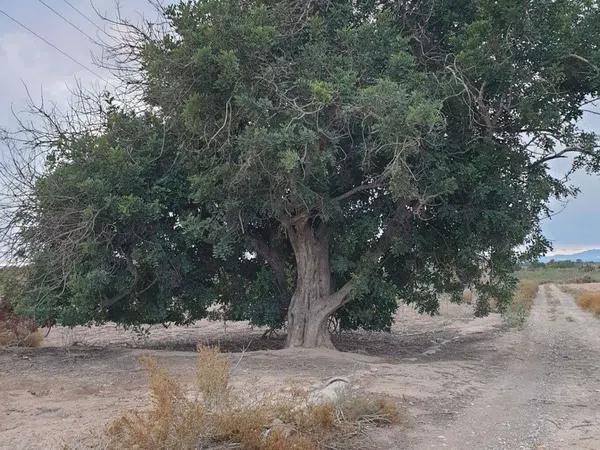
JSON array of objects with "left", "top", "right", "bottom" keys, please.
[{"left": 1, "top": 288, "right": 599, "bottom": 449}]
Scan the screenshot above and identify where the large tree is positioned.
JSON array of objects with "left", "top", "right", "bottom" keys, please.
[{"left": 3, "top": 0, "right": 600, "bottom": 347}]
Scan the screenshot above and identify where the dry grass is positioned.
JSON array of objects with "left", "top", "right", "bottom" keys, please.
[
  {"left": 517, "top": 280, "right": 540, "bottom": 309},
  {"left": 0, "top": 318, "right": 43, "bottom": 348},
  {"left": 0, "top": 295, "right": 43, "bottom": 348},
  {"left": 105, "top": 346, "right": 403, "bottom": 450},
  {"left": 575, "top": 292, "right": 600, "bottom": 316},
  {"left": 503, "top": 280, "right": 540, "bottom": 327},
  {"left": 195, "top": 346, "right": 230, "bottom": 405},
  {"left": 462, "top": 289, "right": 474, "bottom": 304}
]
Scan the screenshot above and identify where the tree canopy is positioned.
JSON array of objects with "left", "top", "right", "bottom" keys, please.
[{"left": 2, "top": 0, "right": 599, "bottom": 347}]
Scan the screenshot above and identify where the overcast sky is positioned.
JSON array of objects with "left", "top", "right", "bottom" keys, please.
[{"left": 1, "top": 1, "right": 599, "bottom": 256}]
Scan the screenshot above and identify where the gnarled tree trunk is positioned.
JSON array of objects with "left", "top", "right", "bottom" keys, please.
[{"left": 285, "top": 217, "right": 350, "bottom": 349}]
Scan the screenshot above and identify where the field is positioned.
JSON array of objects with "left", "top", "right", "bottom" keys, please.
[{"left": 516, "top": 263, "right": 600, "bottom": 284}]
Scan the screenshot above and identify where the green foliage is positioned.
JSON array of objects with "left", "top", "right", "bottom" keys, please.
[
  {"left": 336, "top": 269, "right": 398, "bottom": 332},
  {"left": 545, "top": 260, "right": 578, "bottom": 269},
  {"left": 0, "top": 267, "right": 25, "bottom": 309},
  {"left": 14, "top": 109, "right": 257, "bottom": 327},
  {"left": 5, "top": 0, "right": 600, "bottom": 335}
]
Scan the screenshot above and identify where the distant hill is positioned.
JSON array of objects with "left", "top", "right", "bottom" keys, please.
[{"left": 540, "top": 249, "right": 600, "bottom": 263}]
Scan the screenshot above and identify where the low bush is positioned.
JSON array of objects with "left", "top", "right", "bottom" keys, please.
[
  {"left": 0, "top": 299, "right": 43, "bottom": 348},
  {"left": 105, "top": 346, "right": 403, "bottom": 449},
  {"left": 503, "top": 280, "right": 540, "bottom": 327}
]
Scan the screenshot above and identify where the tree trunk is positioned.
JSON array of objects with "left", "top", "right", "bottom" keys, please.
[{"left": 285, "top": 217, "right": 347, "bottom": 349}]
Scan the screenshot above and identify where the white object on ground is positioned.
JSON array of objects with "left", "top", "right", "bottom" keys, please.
[{"left": 308, "top": 377, "right": 351, "bottom": 405}]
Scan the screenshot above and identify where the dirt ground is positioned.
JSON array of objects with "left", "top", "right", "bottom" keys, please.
[{"left": 1, "top": 286, "right": 599, "bottom": 449}]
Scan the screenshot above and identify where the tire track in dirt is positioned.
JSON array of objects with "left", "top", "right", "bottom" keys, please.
[{"left": 416, "top": 284, "right": 600, "bottom": 450}]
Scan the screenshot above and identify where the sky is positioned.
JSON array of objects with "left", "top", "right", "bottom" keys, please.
[
  {"left": 542, "top": 110, "right": 600, "bottom": 255},
  {"left": 0, "top": 1, "right": 599, "bottom": 256}
]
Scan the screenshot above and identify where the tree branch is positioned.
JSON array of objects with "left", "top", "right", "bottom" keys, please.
[
  {"left": 529, "top": 146, "right": 599, "bottom": 168},
  {"left": 247, "top": 232, "right": 290, "bottom": 299},
  {"left": 333, "top": 182, "right": 382, "bottom": 202},
  {"left": 566, "top": 53, "right": 600, "bottom": 73},
  {"left": 326, "top": 278, "right": 354, "bottom": 311}
]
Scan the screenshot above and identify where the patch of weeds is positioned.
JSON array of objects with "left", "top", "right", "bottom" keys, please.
[
  {"left": 0, "top": 304, "right": 43, "bottom": 348},
  {"left": 0, "top": 329, "right": 44, "bottom": 348},
  {"left": 560, "top": 286, "right": 600, "bottom": 317},
  {"left": 104, "top": 346, "right": 404, "bottom": 449},
  {"left": 575, "top": 292, "right": 600, "bottom": 316},
  {"left": 566, "top": 275, "right": 595, "bottom": 284},
  {"left": 503, "top": 280, "right": 539, "bottom": 328}
]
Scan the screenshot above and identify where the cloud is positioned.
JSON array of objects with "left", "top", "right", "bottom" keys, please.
[
  {"left": 0, "top": 30, "right": 101, "bottom": 125},
  {"left": 547, "top": 245, "right": 600, "bottom": 256}
]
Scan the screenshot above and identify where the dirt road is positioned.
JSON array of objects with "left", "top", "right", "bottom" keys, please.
[
  {"left": 415, "top": 284, "right": 600, "bottom": 450},
  {"left": 1, "top": 285, "right": 599, "bottom": 449}
]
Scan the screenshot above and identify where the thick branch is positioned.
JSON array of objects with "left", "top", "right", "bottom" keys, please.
[
  {"left": 333, "top": 182, "right": 381, "bottom": 202},
  {"left": 248, "top": 234, "right": 289, "bottom": 297},
  {"left": 322, "top": 203, "right": 415, "bottom": 314},
  {"left": 327, "top": 279, "right": 354, "bottom": 311},
  {"left": 369, "top": 202, "right": 415, "bottom": 259},
  {"left": 529, "top": 146, "right": 599, "bottom": 168},
  {"left": 566, "top": 53, "right": 600, "bottom": 73}
]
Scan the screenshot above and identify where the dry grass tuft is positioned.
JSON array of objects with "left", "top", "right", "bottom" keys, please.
[
  {"left": 576, "top": 291, "right": 600, "bottom": 316},
  {"left": 462, "top": 289, "right": 474, "bottom": 304},
  {"left": 21, "top": 329, "right": 44, "bottom": 347},
  {"left": 196, "top": 345, "right": 231, "bottom": 404},
  {"left": 105, "top": 347, "right": 403, "bottom": 450}
]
